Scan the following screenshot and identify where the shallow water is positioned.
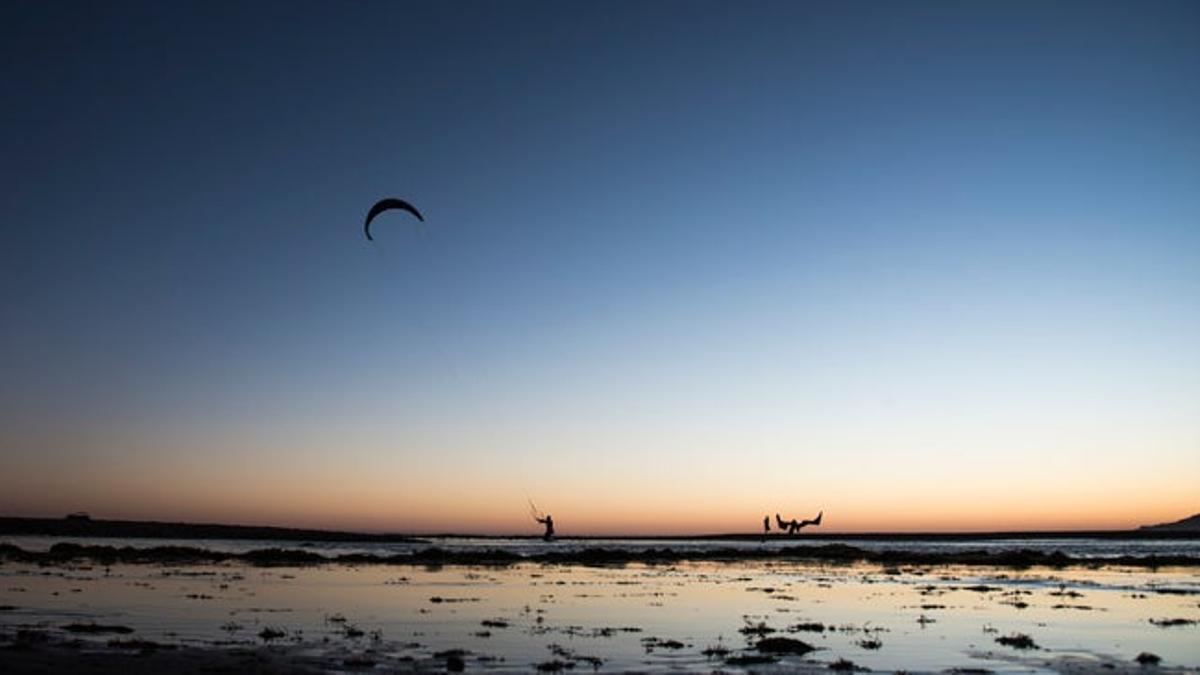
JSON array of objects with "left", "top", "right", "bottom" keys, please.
[
  {"left": 7, "top": 534, "right": 1200, "bottom": 559},
  {"left": 2, "top": 553, "right": 1198, "bottom": 672}
]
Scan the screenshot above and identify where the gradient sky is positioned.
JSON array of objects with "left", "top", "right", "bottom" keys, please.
[{"left": 2, "top": 1, "right": 1197, "bottom": 535}]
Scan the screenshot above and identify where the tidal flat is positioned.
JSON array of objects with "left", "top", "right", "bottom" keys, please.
[{"left": 2, "top": 543, "right": 1199, "bottom": 673}]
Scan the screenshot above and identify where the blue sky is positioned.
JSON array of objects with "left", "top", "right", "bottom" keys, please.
[{"left": 1, "top": 1, "right": 1197, "bottom": 532}]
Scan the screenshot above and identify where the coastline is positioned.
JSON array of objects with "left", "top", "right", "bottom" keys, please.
[
  {"left": 0, "top": 517, "right": 426, "bottom": 544},
  {"left": 4, "top": 541, "right": 1199, "bottom": 569},
  {"left": 4, "top": 516, "right": 1198, "bottom": 543}
]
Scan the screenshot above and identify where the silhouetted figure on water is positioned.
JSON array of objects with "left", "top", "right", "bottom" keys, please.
[
  {"left": 775, "top": 510, "right": 823, "bottom": 535},
  {"left": 536, "top": 514, "right": 555, "bottom": 541},
  {"left": 763, "top": 515, "right": 770, "bottom": 536},
  {"left": 774, "top": 513, "right": 790, "bottom": 533},
  {"left": 529, "top": 499, "right": 556, "bottom": 542}
]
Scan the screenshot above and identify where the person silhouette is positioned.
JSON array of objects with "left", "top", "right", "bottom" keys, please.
[
  {"left": 776, "top": 510, "right": 823, "bottom": 535},
  {"left": 775, "top": 513, "right": 789, "bottom": 532},
  {"left": 805, "top": 511, "right": 823, "bottom": 529},
  {"left": 763, "top": 515, "right": 770, "bottom": 536},
  {"left": 535, "top": 514, "right": 555, "bottom": 541}
]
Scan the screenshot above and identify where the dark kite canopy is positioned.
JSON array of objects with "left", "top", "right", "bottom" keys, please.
[{"left": 364, "top": 198, "right": 424, "bottom": 241}]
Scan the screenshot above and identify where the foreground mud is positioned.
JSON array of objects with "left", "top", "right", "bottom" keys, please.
[{"left": 2, "top": 552, "right": 1197, "bottom": 673}]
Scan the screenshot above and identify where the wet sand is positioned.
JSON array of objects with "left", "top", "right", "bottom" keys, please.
[{"left": 2, "top": 544, "right": 1199, "bottom": 673}]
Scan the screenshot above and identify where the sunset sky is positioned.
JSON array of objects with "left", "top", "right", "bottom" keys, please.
[{"left": 2, "top": 1, "right": 1197, "bottom": 535}]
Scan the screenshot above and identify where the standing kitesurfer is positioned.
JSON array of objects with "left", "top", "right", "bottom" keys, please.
[
  {"left": 536, "top": 514, "right": 555, "bottom": 541},
  {"left": 529, "top": 499, "right": 556, "bottom": 542}
]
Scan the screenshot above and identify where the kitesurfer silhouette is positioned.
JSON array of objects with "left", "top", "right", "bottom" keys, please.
[
  {"left": 536, "top": 514, "right": 555, "bottom": 541},
  {"left": 776, "top": 510, "right": 823, "bottom": 535},
  {"left": 528, "top": 499, "right": 555, "bottom": 542}
]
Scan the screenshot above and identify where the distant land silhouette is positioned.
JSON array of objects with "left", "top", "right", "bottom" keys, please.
[
  {"left": 1141, "top": 512, "right": 1200, "bottom": 532},
  {"left": 0, "top": 515, "right": 425, "bottom": 543},
  {"left": 2, "top": 515, "right": 1199, "bottom": 542}
]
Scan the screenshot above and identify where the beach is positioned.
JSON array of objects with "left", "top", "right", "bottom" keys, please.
[
  {"left": 2, "top": 537, "right": 1198, "bottom": 673},
  {"left": 6, "top": 1, "right": 1199, "bottom": 671}
]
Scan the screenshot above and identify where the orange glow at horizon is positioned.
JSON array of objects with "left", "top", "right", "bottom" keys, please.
[
  {"left": 3, "top": 402, "right": 1196, "bottom": 537},
  {"left": 3, "top": 457, "right": 1193, "bottom": 536}
]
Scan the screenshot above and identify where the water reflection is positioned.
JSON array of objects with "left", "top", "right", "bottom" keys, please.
[{"left": 1, "top": 556, "right": 1197, "bottom": 672}]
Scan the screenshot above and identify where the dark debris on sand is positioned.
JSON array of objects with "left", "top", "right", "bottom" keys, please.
[
  {"left": 994, "top": 633, "right": 1038, "bottom": 649},
  {"left": 640, "top": 636, "right": 686, "bottom": 652},
  {"left": 107, "top": 638, "right": 174, "bottom": 652},
  {"left": 755, "top": 636, "right": 816, "bottom": 655},
  {"left": 61, "top": 623, "right": 134, "bottom": 635},
  {"left": 1135, "top": 652, "right": 1162, "bottom": 665},
  {"left": 4, "top": 541, "right": 1198, "bottom": 569},
  {"left": 432, "top": 649, "right": 469, "bottom": 671},
  {"left": 701, "top": 644, "right": 731, "bottom": 658},
  {"left": 739, "top": 620, "right": 776, "bottom": 637},
  {"left": 1148, "top": 617, "right": 1197, "bottom": 627},
  {"left": 857, "top": 637, "right": 883, "bottom": 650}
]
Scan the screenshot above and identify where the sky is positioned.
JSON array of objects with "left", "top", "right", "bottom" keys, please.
[{"left": 1, "top": 1, "right": 1197, "bottom": 535}]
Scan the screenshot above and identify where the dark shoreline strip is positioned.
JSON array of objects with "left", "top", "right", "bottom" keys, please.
[
  {"left": 0, "top": 517, "right": 426, "bottom": 544},
  {"left": 5, "top": 517, "right": 1199, "bottom": 543},
  {"left": 1, "top": 542, "right": 1198, "bottom": 569}
]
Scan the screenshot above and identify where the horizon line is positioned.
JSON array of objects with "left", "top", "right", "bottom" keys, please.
[{"left": 4, "top": 513, "right": 1189, "bottom": 540}]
